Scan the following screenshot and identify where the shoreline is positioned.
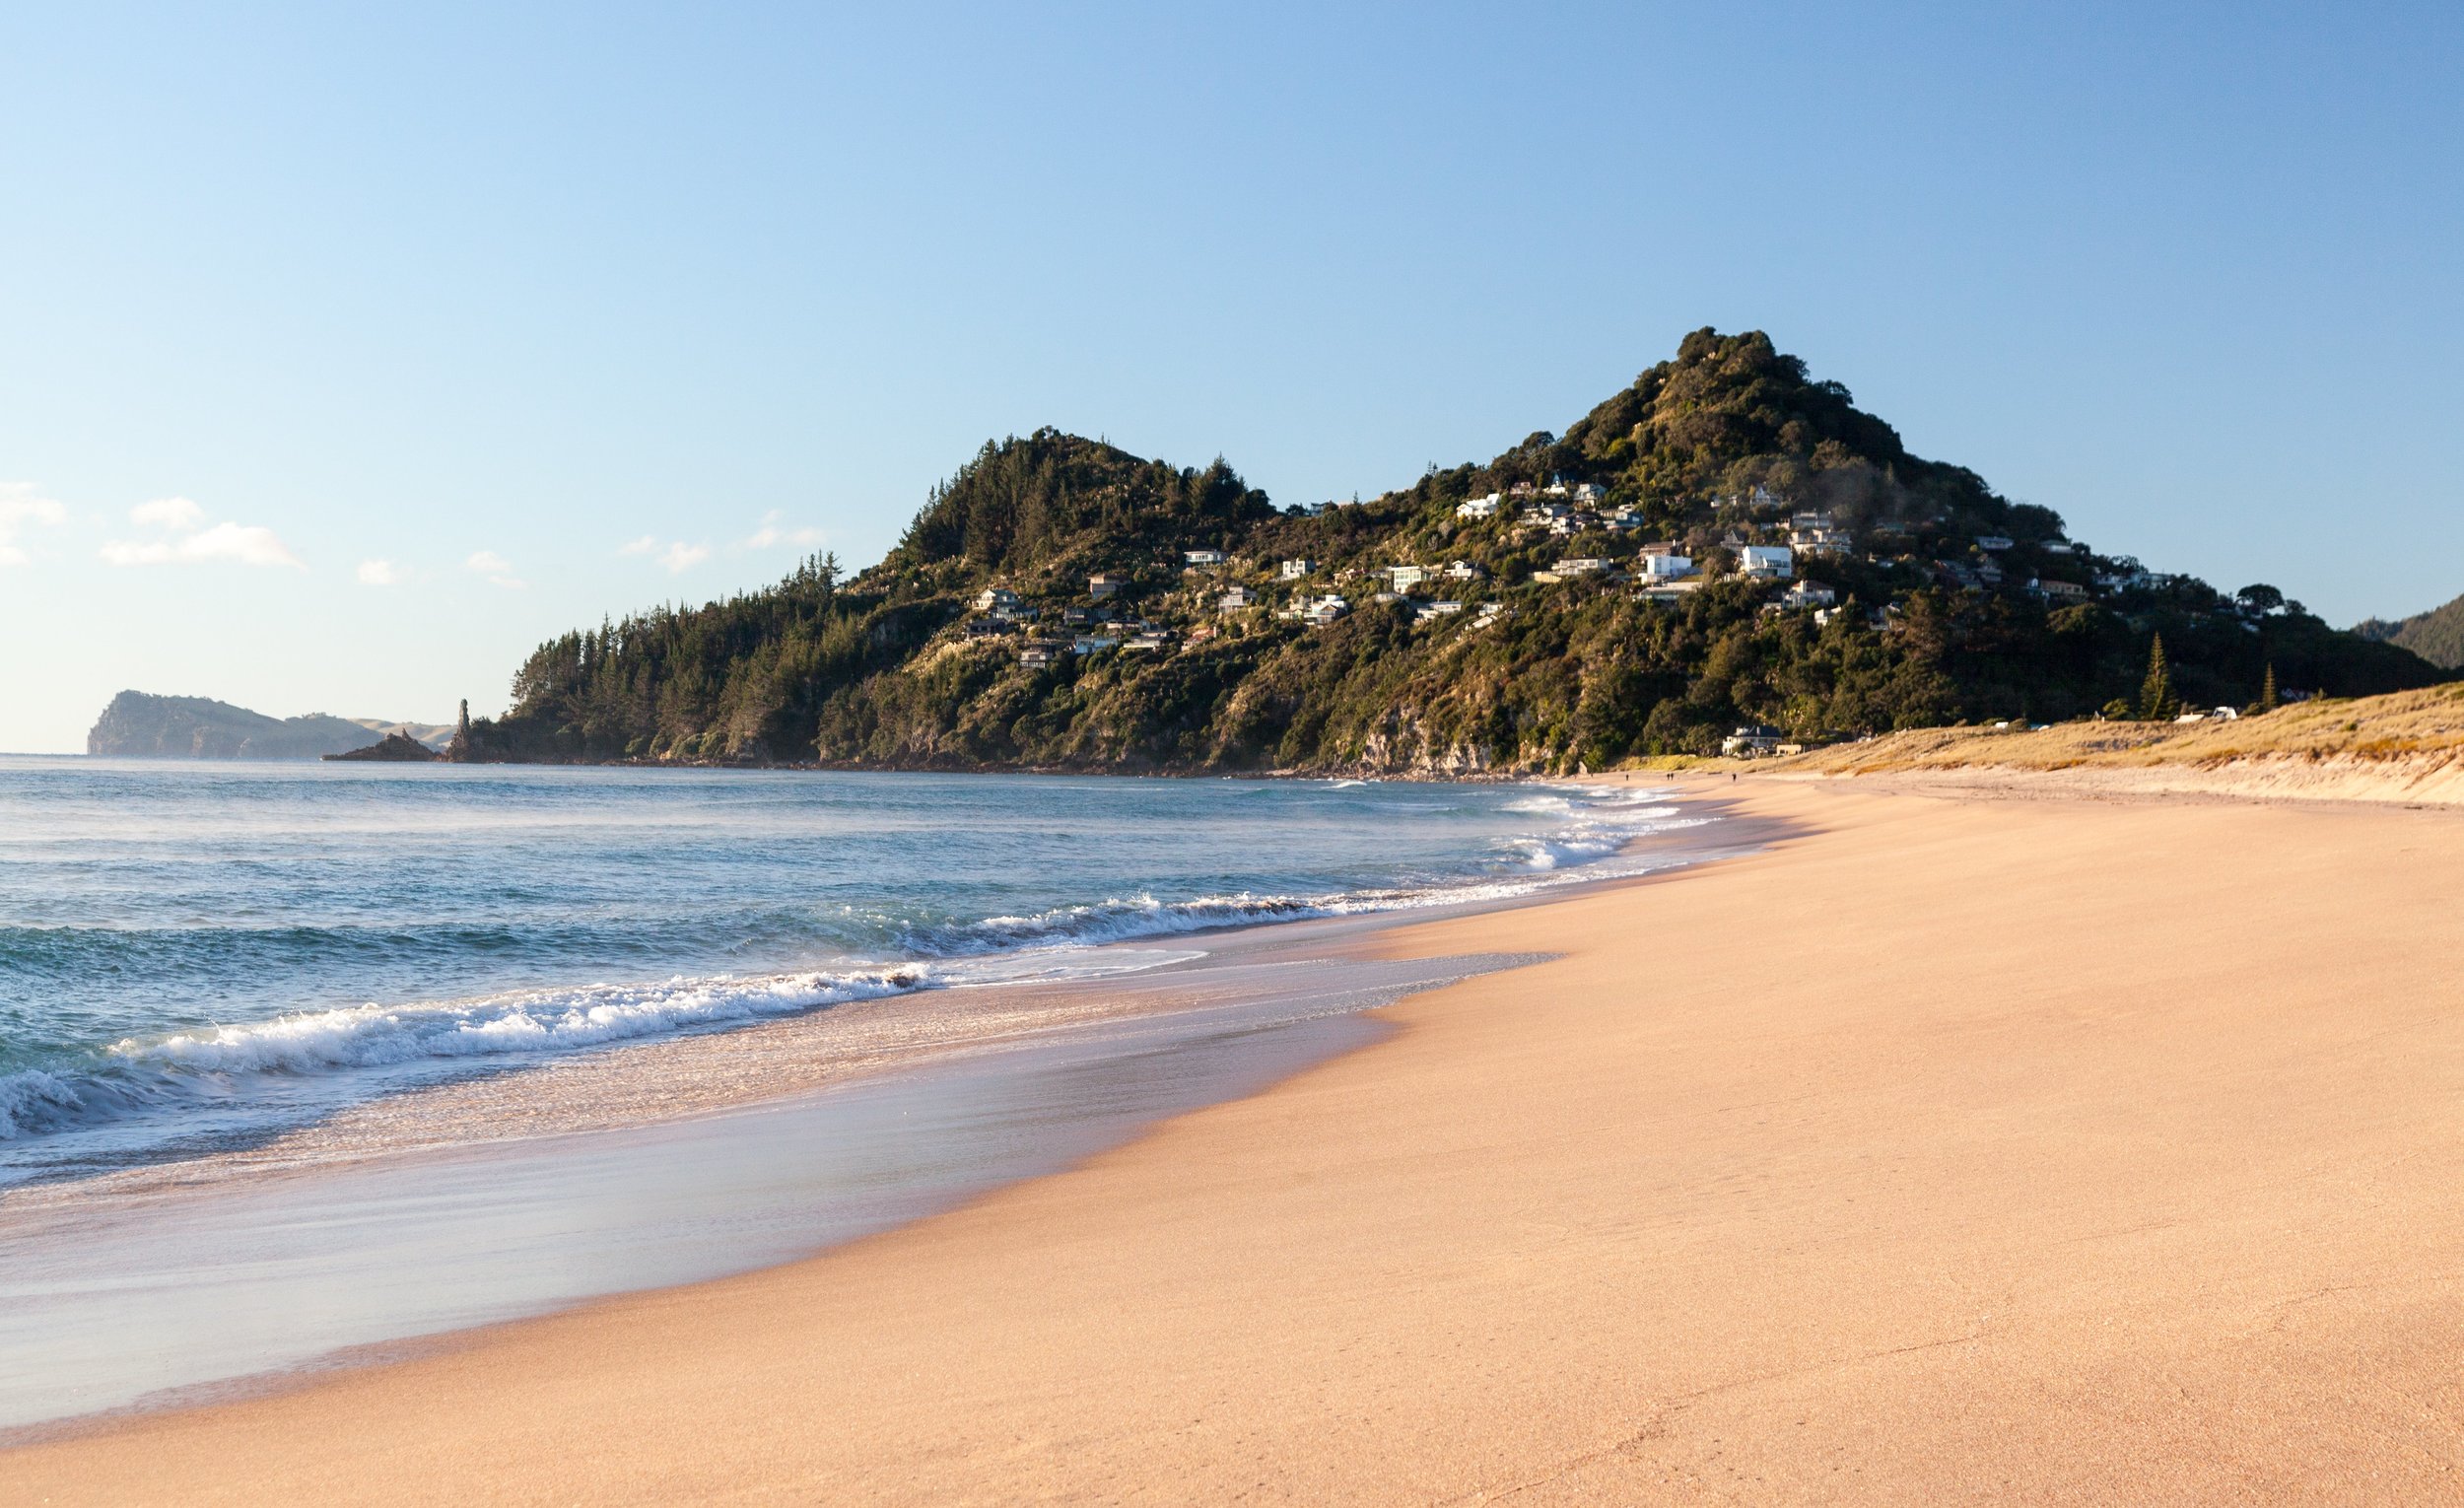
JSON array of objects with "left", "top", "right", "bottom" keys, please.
[
  {"left": 0, "top": 793, "right": 1760, "bottom": 1437},
  {"left": 8, "top": 775, "right": 2461, "bottom": 1501}
]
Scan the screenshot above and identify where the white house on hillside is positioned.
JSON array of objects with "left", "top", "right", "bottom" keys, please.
[
  {"left": 1455, "top": 494, "right": 1501, "bottom": 519},
  {"left": 1737, "top": 544, "right": 1794, "bottom": 581}
]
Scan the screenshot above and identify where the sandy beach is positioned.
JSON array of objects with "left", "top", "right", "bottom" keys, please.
[{"left": 7, "top": 775, "right": 2461, "bottom": 1504}]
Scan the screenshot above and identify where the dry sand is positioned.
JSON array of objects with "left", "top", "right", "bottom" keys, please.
[{"left": 7, "top": 778, "right": 2461, "bottom": 1504}]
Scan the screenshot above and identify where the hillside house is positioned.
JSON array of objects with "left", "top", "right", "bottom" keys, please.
[
  {"left": 973, "top": 586, "right": 1021, "bottom": 613},
  {"left": 1184, "top": 549, "right": 1226, "bottom": 568},
  {"left": 1789, "top": 521, "right": 1852, "bottom": 555},
  {"left": 1279, "top": 558, "right": 1315, "bottom": 579},
  {"left": 1975, "top": 535, "right": 2014, "bottom": 552},
  {"left": 2037, "top": 579, "right": 2089, "bottom": 603},
  {"left": 1088, "top": 573, "right": 1125, "bottom": 598},
  {"left": 1018, "top": 643, "right": 1061, "bottom": 667},
  {"left": 1721, "top": 723, "right": 1785, "bottom": 757},
  {"left": 1573, "top": 482, "right": 1607, "bottom": 505},
  {"left": 1217, "top": 586, "right": 1258, "bottom": 613},
  {"left": 1737, "top": 544, "right": 1794, "bottom": 581},
  {"left": 1555, "top": 557, "right": 1610, "bottom": 577},
  {"left": 1413, "top": 600, "right": 1465, "bottom": 622},
  {"left": 1072, "top": 633, "right": 1121, "bottom": 654},
  {"left": 1442, "top": 560, "right": 1487, "bottom": 581},
  {"left": 1783, "top": 580, "right": 1836, "bottom": 609},
  {"left": 1455, "top": 495, "right": 1501, "bottom": 519},
  {"left": 1124, "top": 630, "right": 1171, "bottom": 652},
  {"left": 1380, "top": 565, "right": 1428, "bottom": 591},
  {"left": 1640, "top": 552, "right": 1695, "bottom": 582}
]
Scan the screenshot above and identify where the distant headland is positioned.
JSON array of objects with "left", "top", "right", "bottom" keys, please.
[{"left": 87, "top": 691, "right": 453, "bottom": 760}]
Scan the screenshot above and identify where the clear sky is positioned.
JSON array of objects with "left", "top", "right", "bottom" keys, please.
[{"left": 3, "top": 3, "right": 2457, "bottom": 751}]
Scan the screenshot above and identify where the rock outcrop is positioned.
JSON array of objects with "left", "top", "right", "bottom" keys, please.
[{"left": 323, "top": 732, "right": 443, "bottom": 762}]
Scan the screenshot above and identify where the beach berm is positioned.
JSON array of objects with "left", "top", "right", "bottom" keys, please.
[{"left": 6, "top": 777, "right": 2459, "bottom": 1503}]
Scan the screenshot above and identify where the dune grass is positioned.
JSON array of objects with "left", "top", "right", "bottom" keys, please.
[{"left": 1773, "top": 684, "right": 2464, "bottom": 776}]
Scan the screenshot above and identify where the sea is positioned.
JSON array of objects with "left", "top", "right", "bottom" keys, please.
[{"left": 0, "top": 757, "right": 1723, "bottom": 1429}]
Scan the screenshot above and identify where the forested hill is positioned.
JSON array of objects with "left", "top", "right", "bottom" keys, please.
[
  {"left": 2356, "top": 592, "right": 2464, "bottom": 669},
  {"left": 457, "top": 328, "right": 2443, "bottom": 773}
]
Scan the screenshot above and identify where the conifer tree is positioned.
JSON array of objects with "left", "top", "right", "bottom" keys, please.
[
  {"left": 2259, "top": 661, "right": 2279, "bottom": 713},
  {"left": 2138, "top": 634, "right": 2176, "bottom": 721}
]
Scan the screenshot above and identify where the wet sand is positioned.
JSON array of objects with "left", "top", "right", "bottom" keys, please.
[{"left": 6, "top": 778, "right": 2461, "bottom": 1503}]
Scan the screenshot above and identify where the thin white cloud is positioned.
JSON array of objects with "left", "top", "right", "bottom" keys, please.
[
  {"left": 464, "top": 550, "right": 524, "bottom": 588},
  {"left": 745, "top": 510, "right": 826, "bottom": 551},
  {"left": 357, "top": 559, "right": 407, "bottom": 586},
  {"left": 129, "top": 495, "right": 207, "bottom": 532},
  {"left": 0, "top": 482, "right": 68, "bottom": 568},
  {"left": 101, "top": 498, "right": 303, "bottom": 569},
  {"left": 618, "top": 535, "right": 710, "bottom": 574}
]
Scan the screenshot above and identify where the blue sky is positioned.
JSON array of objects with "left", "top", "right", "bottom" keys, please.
[{"left": 2, "top": 3, "right": 2457, "bottom": 751}]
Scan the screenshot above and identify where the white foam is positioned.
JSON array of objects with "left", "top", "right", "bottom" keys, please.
[{"left": 115, "top": 966, "right": 936, "bottom": 1078}]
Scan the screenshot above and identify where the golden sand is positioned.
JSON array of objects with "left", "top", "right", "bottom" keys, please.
[{"left": 7, "top": 777, "right": 2460, "bottom": 1504}]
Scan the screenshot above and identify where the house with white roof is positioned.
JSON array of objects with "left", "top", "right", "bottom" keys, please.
[
  {"left": 1455, "top": 494, "right": 1501, "bottom": 519},
  {"left": 1279, "top": 558, "right": 1315, "bottom": 579}
]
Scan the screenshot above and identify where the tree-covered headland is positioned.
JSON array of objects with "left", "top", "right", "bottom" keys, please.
[{"left": 457, "top": 329, "right": 2442, "bottom": 773}]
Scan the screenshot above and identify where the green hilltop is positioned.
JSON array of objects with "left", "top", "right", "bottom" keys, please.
[{"left": 457, "top": 328, "right": 2444, "bottom": 773}]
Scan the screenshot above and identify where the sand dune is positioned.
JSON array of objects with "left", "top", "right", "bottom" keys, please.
[{"left": 6, "top": 778, "right": 2460, "bottom": 1504}]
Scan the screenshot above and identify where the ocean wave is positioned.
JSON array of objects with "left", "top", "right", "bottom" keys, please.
[
  {"left": 898, "top": 788, "right": 1691, "bottom": 953},
  {"left": 0, "top": 780, "right": 1698, "bottom": 1162},
  {"left": 0, "top": 965, "right": 934, "bottom": 1144}
]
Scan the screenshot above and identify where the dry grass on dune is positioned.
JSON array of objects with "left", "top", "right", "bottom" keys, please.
[{"left": 1779, "top": 683, "right": 2464, "bottom": 776}]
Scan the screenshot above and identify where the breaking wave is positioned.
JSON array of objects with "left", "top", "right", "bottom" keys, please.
[{"left": 0, "top": 966, "right": 931, "bottom": 1145}]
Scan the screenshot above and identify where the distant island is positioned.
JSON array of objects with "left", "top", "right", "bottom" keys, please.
[
  {"left": 88, "top": 692, "right": 454, "bottom": 760},
  {"left": 442, "top": 327, "right": 2444, "bottom": 775}
]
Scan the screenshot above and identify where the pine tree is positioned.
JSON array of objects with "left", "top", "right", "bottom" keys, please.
[
  {"left": 2137, "top": 634, "right": 2176, "bottom": 721},
  {"left": 2258, "top": 662, "right": 2279, "bottom": 713}
]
